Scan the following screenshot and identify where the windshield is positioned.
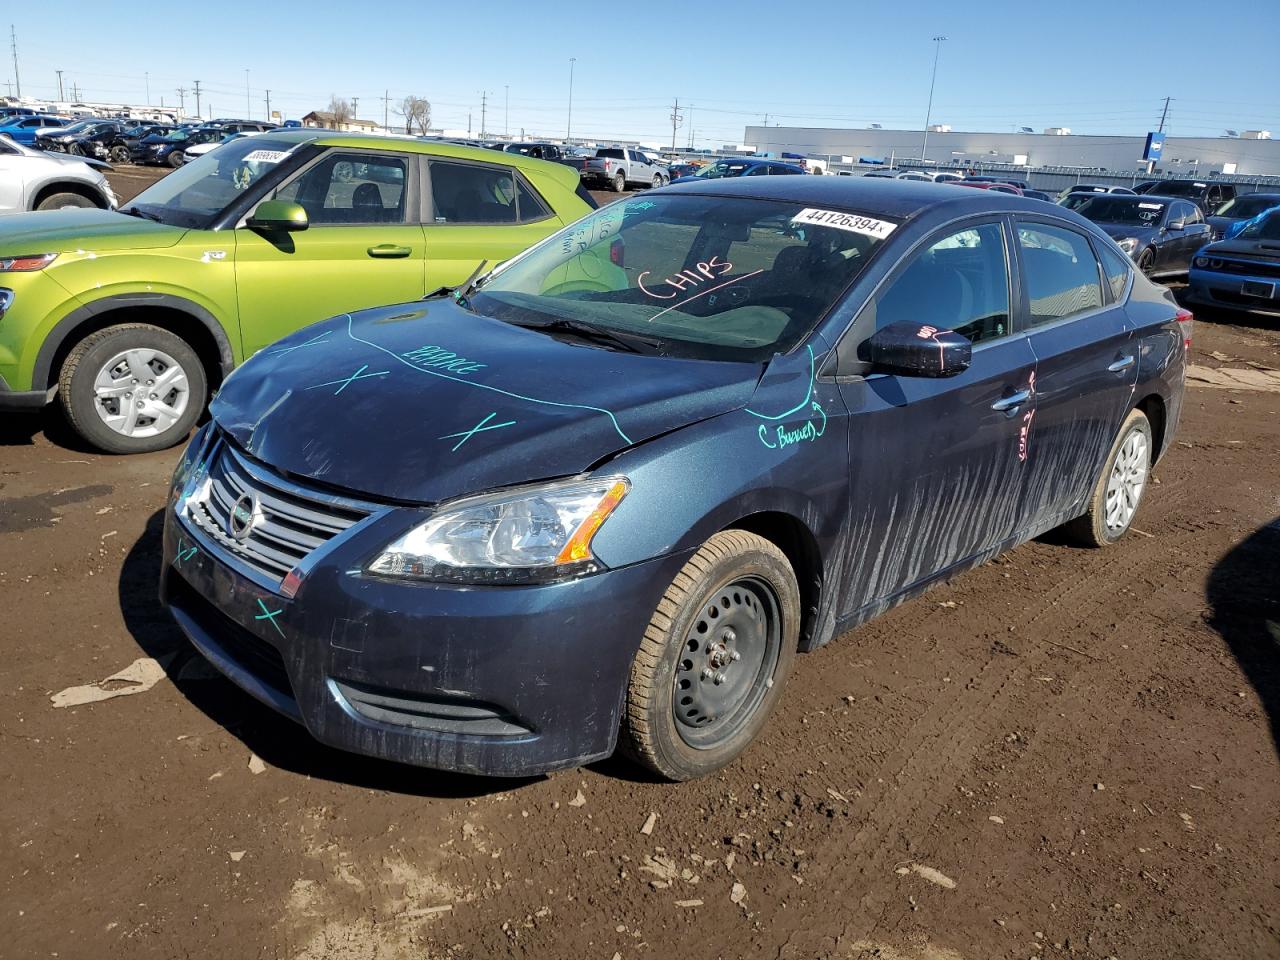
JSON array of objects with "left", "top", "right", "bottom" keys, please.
[
  {"left": 1150, "top": 181, "right": 1206, "bottom": 198},
  {"left": 56, "top": 120, "right": 95, "bottom": 134},
  {"left": 1214, "top": 195, "right": 1280, "bottom": 218},
  {"left": 1076, "top": 197, "right": 1167, "bottom": 226},
  {"left": 1236, "top": 211, "right": 1280, "bottom": 241},
  {"left": 126, "top": 137, "right": 299, "bottom": 228},
  {"left": 471, "top": 195, "right": 893, "bottom": 362}
]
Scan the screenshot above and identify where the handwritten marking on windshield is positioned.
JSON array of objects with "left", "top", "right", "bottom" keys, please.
[
  {"left": 439, "top": 412, "right": 518, "bottom": 452},
  {"left": 638, "top": 256, "right": 734, "bottom": 300},
  {"left": 306, "top": 364, "right": 390, "bottom": 395},
  {"left": 647, "top": 270, "right": 764, "bottom": 323}
]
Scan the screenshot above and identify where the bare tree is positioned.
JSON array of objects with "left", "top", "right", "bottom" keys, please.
[
  {"left": 326, "top": 95, "right": 352, "bottom": 129},
  {"left": 398, "top": 96, "right": 432, "bottom": 136}
]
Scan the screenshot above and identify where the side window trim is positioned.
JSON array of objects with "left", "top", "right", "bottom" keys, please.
[{"left": 1010, "top": 215, "right": 1110, "bottom": 330}]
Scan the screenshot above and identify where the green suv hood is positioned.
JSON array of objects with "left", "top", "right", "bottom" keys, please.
[{"left": 0, "top": 209, "right": 188, "bottom": 255}]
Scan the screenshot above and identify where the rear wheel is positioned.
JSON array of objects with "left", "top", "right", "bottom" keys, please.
[
  {"left": 59, "top": 323, "right": 206, "bottom": 454},
  {"left": 652, "top": 174, "right": 663, "bottom": 189},
  {"left": 620, "top": 530, "right": 800, "bottom": 781},
  {"left": 1062, "top": 409, "right": 1152, "bottom": 547},
  {"left": 36, "top": 191, "right": 96, "bottom": 211},
  {"left": 613, "top": 171, "right": 626, "bottom": 193}
]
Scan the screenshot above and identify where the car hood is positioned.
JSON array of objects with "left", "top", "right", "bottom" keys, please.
[
  {"left": 1200, "top": 236, "right": 1280, "bottom": 261},
  {"left": 0, "top": 209, "right": 187, "bottom": 255},
  {"left": 210, "top": 299, "right": 763, "bottom": 504}
]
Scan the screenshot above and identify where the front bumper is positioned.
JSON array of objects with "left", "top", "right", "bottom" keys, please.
[
  {"left": 1187, "top": 267, "right": 1280, "bottom": 316},
  {"left": 160, "top": 499, "right": 686, "bottom": 777}
]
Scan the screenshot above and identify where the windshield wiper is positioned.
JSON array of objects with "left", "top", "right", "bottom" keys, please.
[
  {"left": 122, "top": 205, "right": 162, "bottom": 223},
  {"left": 507, "top": 316, "right": 662, "bottom": 354},
  {"left": 426, "top": 259, "right": 490, "bottom": 308}
]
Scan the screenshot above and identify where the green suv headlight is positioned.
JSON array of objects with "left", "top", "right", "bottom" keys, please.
[
  {"left": 368, "top": 477, "right": 630, "bottom": 584},
  {"left": 0, "top": 253, "right": 57, "bottom": 272}
]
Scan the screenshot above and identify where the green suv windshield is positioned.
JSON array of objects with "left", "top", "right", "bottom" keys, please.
[
  {"left": 472, "top": 194, "right": 891, "bottom": 362},
  {"left": 126, "top": 137, "right": 300, "bottom": 228}
]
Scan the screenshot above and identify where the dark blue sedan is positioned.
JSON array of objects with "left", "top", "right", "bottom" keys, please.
[
  {"left": 1206, "top": 192, "right": 1280, "bottom": 240},
  {"left": 1074, "top": 194, "right": 1212, "bottom": 277},
  {"left": 671, "top": 156, "right": 806, "bottom": 183},
  {"left": 161, "top": 178, "right": 1189, "bottom": 780}
]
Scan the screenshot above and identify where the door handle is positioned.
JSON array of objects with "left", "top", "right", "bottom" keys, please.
[
  {"left": 367, "top": 244, "right": 412, "bottom": 259},
  {"left": 1107, "top": 355, "right": 1136, "bottom": 373},
  {"left": 991, "top": 389, "right": 1031, "bottom": 413}
]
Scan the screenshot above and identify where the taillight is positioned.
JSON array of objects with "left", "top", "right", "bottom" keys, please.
[
  {"left": 609, "top": 238, "right": 625, "bottom": 267},
  {"left": 1175, "top": 307, "right": 1193, "bottom": 347}
]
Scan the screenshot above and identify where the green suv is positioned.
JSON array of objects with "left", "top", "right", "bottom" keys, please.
[{"left": 0, "top": 130, "right": 594, "bottom": 452}]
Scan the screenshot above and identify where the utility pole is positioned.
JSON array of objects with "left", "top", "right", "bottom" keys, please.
[
  {"left": 1157, "top": 96, "right": 1173, "bottom": 133},
  {"left": 504, "top": 85, "right": 509, "bottom": 137},
  {"left": 670, "top": 98, "right": 683, "bottom": 152},
  {"left": 176, "top": 87, "right": 187, "bottom": 115},
  {"left": 145, "top": 71, "right": 150, "bottom": 105},
  {"left": 381, "top": 89, "right": 390, "bottom": 130},
  {"left": 763, "top": 113, "right": 768, "bottom": 127},
  {"left": 56, "top": 69, "right": 64, "bottom": 101},
  {"left": 351, "top": 96, "right": 359, "bottom": 120},
  {"left": 71, "top": 82, "right": 79, "bottom": 101},
  {"left": 265, "top": 90, "right": 272, "bottom": 120},
  {"left": 687, "top": 103, "right": 694, "bottom": 149},
  {"left": 920, "top": 35, "right": 947, "bottom": 161},
  {"left": 566, "top": 57, "right": 576, "bottom": 142},
  {"left": 9, "top": 24, "right": 20, "bottom": 97},
  {"left": 479, "top": 90, "right": 487, "bottom": 138},
  {"left": 193, "top": 80, "right": 202, "bottom": 119}
]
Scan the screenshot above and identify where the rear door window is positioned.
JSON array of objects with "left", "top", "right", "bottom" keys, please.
[
  {"left": 1015, "top": 222, "right": 1104, "bottom": 326},
  {"left": 428, "top": 159, "right": 517, "bottom": 224}
]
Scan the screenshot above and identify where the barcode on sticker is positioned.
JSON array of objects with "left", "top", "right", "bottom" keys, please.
[
  {"left": 242, "top": 149, "right": 289, "bottom": 164},
  {"left": 792, "top": 208, "right": 896, "bottom": 239}
]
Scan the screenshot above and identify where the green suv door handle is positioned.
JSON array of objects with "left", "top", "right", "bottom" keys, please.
[{"left": 367, "top": 244, "right": 413, "bottom": 259}]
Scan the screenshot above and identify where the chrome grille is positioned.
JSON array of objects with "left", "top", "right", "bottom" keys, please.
[{"left": 185, "top": 438, "right": 372, "bottom": 585}]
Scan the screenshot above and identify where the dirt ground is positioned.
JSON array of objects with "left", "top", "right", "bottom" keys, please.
[{"left": 1, "top": 167, "right": 1278, "bottom": 960}]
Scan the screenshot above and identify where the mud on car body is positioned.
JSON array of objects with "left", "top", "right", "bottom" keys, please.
[{"left": 161, "top": 178, "right": 1188, "bottom": 780}]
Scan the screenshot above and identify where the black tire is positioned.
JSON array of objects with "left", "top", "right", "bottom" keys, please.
[
  {"left": 620, "top": 530, "right": 800, "bottom": 781},
  {"left": 652, "top": 174, "right": 663, "bottom": 189},
  {"left": 613, "top": 171, "right": 626, "bottom": 193},
  {"left": 167, "top": 150, "right": 185, "bottom": 168},
  {"left": 109, "top": 145, "right": 131, "bottom": 164},
  {"left": 1136, "top": 248, "right": 1155, "bottom": 276},
  {"left": 58, "top": 323, "right": 207, "bottom": 455},
  {"left": 1061, "top": 408, "right": 1153, "bottom": 547},
  {"left": 67, "top": 142, "right": 85, "bottom": 156},
  {"left": 35, "top": 191, "right": 97, "bottom": 211}
]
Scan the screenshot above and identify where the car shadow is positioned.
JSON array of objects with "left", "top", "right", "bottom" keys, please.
[
  {"left": 0, "top": 407, "right": 100, "bottom": 452},
  {"left": 1206, "top": 518, "right": 1280, "bottom": 760},
  {"left": 119, "top": 509, "right": 538, "bottom": 799}
]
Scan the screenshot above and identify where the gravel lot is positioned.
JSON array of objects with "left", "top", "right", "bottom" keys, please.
[{"left": 1, "top": 164, "right": 1277, "bottom": 960}]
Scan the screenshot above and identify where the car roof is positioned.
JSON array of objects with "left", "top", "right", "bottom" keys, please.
[{"left": 662, "top": 174, "right": 1059, "bottom": 221}]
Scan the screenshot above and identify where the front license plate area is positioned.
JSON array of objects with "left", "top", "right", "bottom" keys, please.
[{"left": 1241, "top": 280, "right": 1275, "bottom": 299}]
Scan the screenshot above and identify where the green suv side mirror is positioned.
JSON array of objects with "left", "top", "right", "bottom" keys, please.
[{"left": 247, "top": 200, "right": 309, "bottom": 232}]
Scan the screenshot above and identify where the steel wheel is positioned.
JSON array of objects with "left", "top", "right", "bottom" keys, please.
[
  {"left": 91, "top": 347, "right": 192, "bottom": 439},
  {"left": 673, "top": 576, "right": 781, "bottom": 749},
  {"left": 1103, "top": 428, "right": 1148, "bottom": 533}
]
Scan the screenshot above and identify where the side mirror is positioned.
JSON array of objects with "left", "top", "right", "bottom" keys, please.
[
  {"left": 246, "top": 199, "right": 308, "bottom": 232},
  {"left": 1167, "top": 219, "right": 1185, "bottom": 231},
  {"left": 859, "top": 321, "right": 972, "bottom": 378}
]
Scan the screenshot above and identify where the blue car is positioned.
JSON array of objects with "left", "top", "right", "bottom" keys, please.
[
  {"left": 161, "top": 178, "right": 1188, "bottom": 780},
  {"left": 671, "top": 156, "right": 806, "bottom": 183},
  {"left": 1073, "top": 194, "right": 1211, "bottom": 277},
  {"left": 1205, "top": 192, "right": 1280, "bottom": 240},
  {"left": 1187, "top": 209, "right": 1280, "bottom": 318},
  {"left": 0, "top": 114, "right": 69, "bottom": 145}
]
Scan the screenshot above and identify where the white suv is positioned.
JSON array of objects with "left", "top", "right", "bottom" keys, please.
[{"left": 0, "top": 133, "right": 117, "bottom": 214}]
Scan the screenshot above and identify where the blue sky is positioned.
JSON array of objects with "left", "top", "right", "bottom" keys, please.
[{"left": 7, "top": 0, "right": 1278, "bottom": 144}]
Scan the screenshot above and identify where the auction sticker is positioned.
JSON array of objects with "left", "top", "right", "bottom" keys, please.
[
  {"left": 242, "top": 149, "right": 290, "bottom": 164},
  {"left": 1139, "top": 202, "right": 1163, "bottom": 210},
  {"left": 792, "top": 208, "right": 897, "bottom": 239}
]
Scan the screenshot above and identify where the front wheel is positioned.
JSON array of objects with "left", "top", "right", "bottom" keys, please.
[
  {"left": 59, "top": 323, "right": 207, "bottom": 454},
  {"left": 1061, "top": 408, "right": 1152, "bottom": 547},
  {"left": 652, "top": 174, "right": 663, "bottom": 189},
  {"left": 109, "top": 145, "right": 131, "bottom": 164},
  {"left": 1136, "top": 248, "right": 1155, "bottom": 276},
  {"left": 167, "top": 150, "right": 185, "bottom": 167},
  {"left": 613, "top": 171, "right": 626, "bottom": 193},
  {"left": 36, "top": 191, "right": 96, "bottom": 211},
  {"left": 620, "top": 530, "right": 800, "bottom": 781}
]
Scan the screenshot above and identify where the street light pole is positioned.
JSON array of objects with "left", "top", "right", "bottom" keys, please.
[
  {"left": 244, "top": 69, "right": 250, "bottom": 119},
  {"left": 566, "top": 58, "right": 576, "bottom": 143},
  {"left": 504, "top": 84, "right": 509, "bottom": 137},
  {"left": 921, "top": 35, "right": 947, "bottom": 162}
]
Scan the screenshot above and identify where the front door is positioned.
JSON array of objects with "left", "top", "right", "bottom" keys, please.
[
  {"left": 234, "top": 148, "right": 427, "bottom": 355},
  {"left": 1012, "top": 219, "right": 1138, "bottom": 530},
  {"left": 421, "top": 157, "right": 563, "bottom": 291},
  {"left": 834, "top": 218, "right": 1038, "bottom": 616}
]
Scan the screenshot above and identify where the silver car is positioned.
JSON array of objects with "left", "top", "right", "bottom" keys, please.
[{"left": 0, "top": 133, "right": 117, "bottom": 214}]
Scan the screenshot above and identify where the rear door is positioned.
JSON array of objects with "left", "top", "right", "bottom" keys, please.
[
  {"left": 234, "top": 147, "right": 426, "bottom": 355},
  {"left": 1011, "top": 218, "right": 1137, "bottom": 531},
  {"left": 420, "top": 156, "right": 563, "bottom": 291},
  {"left": 832, "top": 218, "right": 1038, "bottom": 613}
]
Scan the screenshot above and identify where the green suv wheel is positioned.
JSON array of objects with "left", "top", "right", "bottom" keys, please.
[{"left": 59, "top": 323, "right": 206, "bottom": 454}]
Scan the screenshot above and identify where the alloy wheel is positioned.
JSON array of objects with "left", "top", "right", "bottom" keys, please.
[
  {"left": 91, "top": 348, "right": 191, "bottom": 439},
  {"left": 1104, "top": 429, "right": 1148, "bottom": 532}
]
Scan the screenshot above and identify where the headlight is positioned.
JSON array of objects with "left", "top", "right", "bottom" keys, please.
[
  {"left": 368, "top": 477, "right": 630, "bottom": 584},
  {"left": 1116, "top": 238, "right": 1138, "bottom": 254},
  {"left": 0, "top": 253, "right": 57, "bottom": 272},
  {"left": 1193, "top": 256, "right": 1209, "bottom": 268}
]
